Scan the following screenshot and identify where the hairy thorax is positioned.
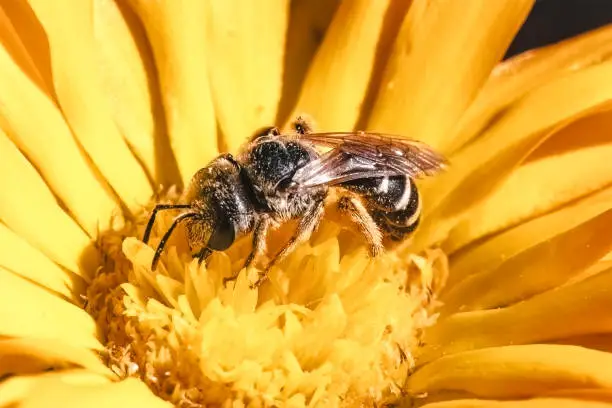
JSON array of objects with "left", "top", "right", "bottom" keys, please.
[{"left": 241, "top": 137, "right": 326, "bottom": 221}]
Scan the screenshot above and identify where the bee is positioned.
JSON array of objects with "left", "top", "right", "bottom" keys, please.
[{"left": 143, "top": 117, "right": 447, "bottom": 288}]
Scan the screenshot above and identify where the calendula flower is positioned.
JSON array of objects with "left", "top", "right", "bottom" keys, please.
[{"left": 0, "top": 0, "right": 611, "bottom": 407}]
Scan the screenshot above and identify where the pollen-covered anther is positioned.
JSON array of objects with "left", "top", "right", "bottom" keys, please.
[{"left": 85, "top": 194, "right": 448, "bottom": 407}]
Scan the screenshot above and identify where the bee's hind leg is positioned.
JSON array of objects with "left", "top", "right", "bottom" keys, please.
[
  {"left": 251, "top": 202, "right": 324, "bottom": 289},
  {"left": 337, "top": 194, "right": 383, "bottom": 257},
  {"left": 291, "top": 115, "right": 314, "bottom": 135},
  {"left": 223, "top": 217, "right": 270, "bottom": 287}
]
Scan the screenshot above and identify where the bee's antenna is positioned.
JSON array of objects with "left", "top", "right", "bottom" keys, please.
[
  {"left": 151, "top": 212, "right": 199, "bottom": 271},
  {"left": 143, "top": 204, "right": 191, "bottom": 243}
]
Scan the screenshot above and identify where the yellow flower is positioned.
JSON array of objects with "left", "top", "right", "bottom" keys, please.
[{"left": 0, "top": 0, "right": 611, "bottom": 407}]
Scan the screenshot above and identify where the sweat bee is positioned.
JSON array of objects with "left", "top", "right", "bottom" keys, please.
[{"left": 143, "top": 117, "right": 447, "bottom": 287}]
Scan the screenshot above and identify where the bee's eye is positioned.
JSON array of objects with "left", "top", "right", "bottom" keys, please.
[{"left": 207, "top": 216, "right": 235, "bottom": 251}]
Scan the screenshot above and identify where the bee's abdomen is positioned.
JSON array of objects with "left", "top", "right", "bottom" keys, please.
[{"left": 341, "top": 175, "right": 421, "bottom": 241}]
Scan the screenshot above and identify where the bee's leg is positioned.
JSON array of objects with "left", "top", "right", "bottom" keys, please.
[
  {"left": 192, "top": 247, "right": 212, "bottom": 266},
  {"left": 243, "top": 216, "right": 271, "bottom": 269},
  {"left": 252, "top": 203, "right": 324, "bottom": 288},
  {"left": 143, "top": 204, "right": 191, "bottom": 243},
  {"left": 223, "top": 217, "right": 270, "bottom": 287},
  {"left": 337, "top": 194, "right": 383, "bottom": 257},
  {"left": 292, "top": 116, "right": 314, "bottom": 134}
]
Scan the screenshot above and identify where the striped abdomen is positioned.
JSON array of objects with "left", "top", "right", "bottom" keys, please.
[{"left": 341, "top": 175, "right": 421, "bottom": 241}]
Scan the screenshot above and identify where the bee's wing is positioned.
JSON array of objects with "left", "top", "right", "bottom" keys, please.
[{"left": 288, "top": 131, "right": 448, "bottom": 189}]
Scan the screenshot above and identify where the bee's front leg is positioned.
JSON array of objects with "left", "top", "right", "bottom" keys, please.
[
  {"left": 251, "top": 202, "right": 324, "bottom": 289},
  {"left": 222, "top": 216, "right": 270, "bottom": 288}
]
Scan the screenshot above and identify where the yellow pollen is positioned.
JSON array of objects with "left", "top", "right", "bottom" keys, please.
[{"left": 85, "top": 191, "right": 448, "bottom": 407}]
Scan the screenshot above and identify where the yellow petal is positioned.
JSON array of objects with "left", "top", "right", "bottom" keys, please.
[
  {"left": 413, "top": 61, "right": 612, "bottom": 251},
  {"left": 367, "top": 0, "right": 534, "bottom": 150},
  {"left": 445, "top": 185, "right": 612, "bottom": 290},
  {"left": 289, "top": 0, "right": 407, "bottom": 131},
  {"left": 0, "top": 34, "right": 118, "bottom": 235},
  {"left": 0, "top": 371, "right": 170, "bottom": 408},
  {"left": 23, "top": 377, "right": 171, "bottom": 408},
  {"left": 552, "top": 333, "right": 612, "bottom": 354},
  {"left": 440, "top": 208, "right": 612, "bottom": 315},
  {"left": 420, "top": 266, "right": 612, "bottom": 362},
  {"left": 27, "top": 0, "right": 153, "bottom": 213},
  {"left": 0, "top": 1, "right": 54, "bottom": 98},
  {"left": 0, "top": 223, "right": 86, "bottom": 299},
  {"left": 409, "top": 345, "right": 612, "bottom": 398},
  {"left": 420, "top": 396, "right": 612, "bottom": 408},
  {"left": 126, "top": 0, "right": 217, "bottom": 185},
  {"left": 276, "top": 0, "right": 339, "bottom": 123},
  {"left": 545, "top": 389, "right": 612, "bottom": 402},
  {"left": 0, "top": 370, "right": 110, "bottom": 405},
  {"left": 206, "top": 0, "right": 288, "bottom": 151},
  {"left": 445, "top": 108, "right": 612, "bottom": 253},
  {"left": 94, "top": 0, "right": 180, "bottom": 186},
  {"left": 0, "top": 337, "right": 111, "bottom": 378},
  {"left": 0, "top": 131, "right": 99, "bottom": 276},
  {"left": 565, "top": 254, "right": 612, "bottom": 286},
  {"left": 0, "top": 267, "right": 102, "bottom": 350},
  {"left": 448, "top": 24, "right": 612, "bottom": 153}
]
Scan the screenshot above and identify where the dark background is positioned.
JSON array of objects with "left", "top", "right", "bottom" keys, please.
[{"left": 505, "top": 0, "right": 612, "bottom": 58}]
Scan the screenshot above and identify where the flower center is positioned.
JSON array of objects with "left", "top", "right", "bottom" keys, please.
[{"left": 85, "top": 191, "right": 448, "bottom": 407}]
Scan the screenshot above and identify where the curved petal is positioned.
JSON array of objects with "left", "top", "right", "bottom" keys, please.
[
  {"left": 0, "top": 39, "right": 118, "bottom": 235},
  {"left": 0, "top": 223, "right": 87, "bottom": 299},
  {"left": 413, "top": 61, "right": 612, "bottom": 251},
  {"left": 445, "top": 185, "right": 612, "bottom": 289},
  {"left": 206, "top": 0, "right": 288, "bottom": 151},
  {"left": 0, "top": 370, "right": 109, "bottom": 405},
  {"left": 445, "top": 108, "right": 612, "bottom": 254},
  {"left": 440, "top": 208, "right": 612, "bottom": 315},
  {"left": 289, "top": 0, "right": 406, "bottom": 131},
  {"left": 0, "top": 267, "right": 102, "bottom": 351},
  {"left": 0, "top": 1, "right": 54, "bottom": 98},
  {"left": 409, "top": 345, "right": 612, "bottom": 399},
  {"left": 420, "top": 266, "right": 612, "bottom": 362},
  {"left": 0, "top": 131, "right": 99, "bottom": 276},
  {"left": 419, "top": 396, "right": 612, "bottom": 408},
  {"left": 545, "top": 389, "right": 612, "bottom": 401},
  {"left": 27, "top": 0, "right": 153, "bottom": 213},
  {"left": 0, "top": 371, "right": 170, "bottom": 408},
  {"left": 125, "top": 0, "right": 217, "bottom": 185},
  {"left": 0, "top": 337, "right": 111, "bottom": 378},
  {"left": 552, "top": 333, "right": 612, "bottom": 354},
  {"left": 276, "top": 0, "right": 339, "bottom": 123},
  {"left": 367, "top": 0, "right": 533, "bottom": 150},
  {"left": 448, "top": 24, "right": 612, "bottom": 153},
  {"left": 94, "top": 0, "right": 179, "bottom": 186},
  {"left": 566, "top": 254, "right": 612, "bottom": 288}
]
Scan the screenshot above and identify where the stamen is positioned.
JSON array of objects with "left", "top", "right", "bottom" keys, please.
[{"left": 85, "top": 192, "right": 448, "bottom": 407}]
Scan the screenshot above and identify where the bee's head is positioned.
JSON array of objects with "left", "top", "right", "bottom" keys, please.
[
  {"left": 146, "top": 155, "right": 255, "bottom": 271},
  {"left": 182, "top": 155, "right": 252, "bottom": 253}
]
